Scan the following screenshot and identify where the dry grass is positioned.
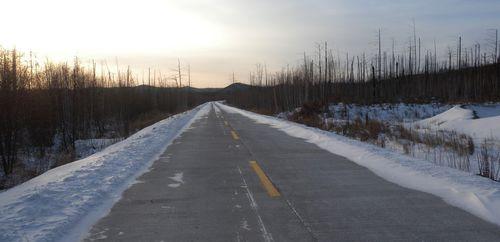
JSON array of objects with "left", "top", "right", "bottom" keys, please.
[
  {"left": 286, "top": 105, "right": 479, "bottom": 174},
  {"left": 477, "top": 139, "right": 500, "bottom": 181},
  {"left": 289, "top": 101, "right": 326, "bottom": 128},
  {"left": 388, "top": 126, "right": 474, "bottom": 172}
]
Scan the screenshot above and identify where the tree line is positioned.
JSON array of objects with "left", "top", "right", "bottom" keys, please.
[
  {"left": 225, "top": 30, "right": 500, "bottom": 113},
  {"left": 0, "top": 48, "right": 211, "bottom": 179}
]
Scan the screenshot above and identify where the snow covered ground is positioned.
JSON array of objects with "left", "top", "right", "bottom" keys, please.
[
  {"left": 466, "top": 103, "right": 500, "bottom": 118},
  {"left": 74, "top": 138, "right": 123, "bottom": 159},
  {"left": 281, "top": 102, "right": 499, "bottom": 173},
  {"left": 7, "top": 133, "right": 122, "bottom": 187},
  {"left": 0, "top": 103, "right": 211, "bottom": 242},
  {"left": 278, "top": 103, "right": 454, "bottom": 123},
  {"left": 415, "top": 105, "right": 500, "bottom": 144},
  {"left": 329, "top": 103, "right": 453, "bottom": 122},
  {"left": 217, "top": 102, "right": 500, "bottom": 228}
]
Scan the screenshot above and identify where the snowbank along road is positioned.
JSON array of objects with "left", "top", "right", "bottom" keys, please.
[
  {"left": 84, "top": 102, "right": 500, "bottom": 241},
  {"left": 1, "top": 102, "right": 499, "bottom": 241}
]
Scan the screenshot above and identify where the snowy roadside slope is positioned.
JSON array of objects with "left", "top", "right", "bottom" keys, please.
[
  {"left": 415, "top": 105, "right": 500, "bottom": 142},
  {"left": 417, "top": 105, "right": 476, "bottom": 125},
  {"left": 0, "top": 103, "right": 211, "bottom": 242},
  {"left": 217, "top": 102, "right": 500, "bottom": 227}
]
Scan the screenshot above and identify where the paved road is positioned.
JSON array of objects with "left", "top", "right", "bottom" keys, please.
[{"left": 86, "top": 103, "right": 500, "bottom": 241}]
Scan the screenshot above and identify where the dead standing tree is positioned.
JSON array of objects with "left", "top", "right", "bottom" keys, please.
[{"left": 0, "top": 50, "right": 26, "bottom": 175}]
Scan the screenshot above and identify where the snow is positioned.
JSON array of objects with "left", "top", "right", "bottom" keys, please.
[
  {"left": 466, "top": 103, "right": 500, "bottom": 118},
  {"left": 0, "top": 103, "right": 211, "bottom": 242},
  {"left": 168, "top": 183, "right": 181, "bottom": 188},
  {"left": 168, "top": 172, "right": 184, "bottom": 188},
  {"left": 324, "top": 103, "right": 452, "bottom": 123},
  {"left": 169, "top": 172, "right": 184, "bottom": 184},
  {"left": 217, "top": 102, "right": 500, "bottom": 227},
  {"left": 213, "top": 102, "right": 222, "bottom": 115},
  {"left": 19, "top": 133, "right": 123, "bottom": 176},
  {"left": 241, "top": 219, "right": 251, "bottom": 231},
  {"left": 415, "top": 105, "right": 500, "bottom": 142},
  {"left": 417, "top": 105, "right": 476, "bottom": 126},
  {"left": 74, "top": 138, "right": 122, "bottom": 159}
]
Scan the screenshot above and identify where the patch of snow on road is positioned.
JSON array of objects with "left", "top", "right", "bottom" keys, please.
[
  {"left": 168, "top": 172, "right": 184, "bottom": 188},
  {"left": 217, "top": 102, "right": 500, "bottom": 227},
  {"left": 169, "top": 172, "right": 184, "bottom": 184},
  {"left": 0, "top": 103, "right": 211, "bottom": 242},
  {"left": 240, "top": 219, "right": 251, "bottom": 231},
  {"left": 213, "top": 102, "right": 222, "bottom": 116}
]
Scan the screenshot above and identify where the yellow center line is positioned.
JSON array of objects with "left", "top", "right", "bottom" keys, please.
[
  {"left": 249, "top": 161, "right": 281, "bottom": 198},
  {"left": 231, "top": 130, "right": 240, "bottom": 140}
]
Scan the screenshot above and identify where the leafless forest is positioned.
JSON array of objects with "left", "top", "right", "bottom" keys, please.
[
  {"left": 226, "top": 32, "right": 500, "bottom": 113},
  {"left": 0, "top": 48, "right": 213, "bottom": 187},
  {"left": 223, "top": 31, "right": 500, "bottom": 181},
  {"left": 1, "top": 31, "right": 500, "bottom": 187}
]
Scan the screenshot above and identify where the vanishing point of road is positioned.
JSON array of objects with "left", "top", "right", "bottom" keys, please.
[{"left": 86, "top": 103, "right": 500, "bottom": 241}]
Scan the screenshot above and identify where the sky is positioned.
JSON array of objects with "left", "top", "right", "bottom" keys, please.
[{"left": 1, "top": 0, "right": 500, "bottom": 87}]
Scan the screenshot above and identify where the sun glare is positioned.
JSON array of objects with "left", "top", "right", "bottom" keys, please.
[{"left": 0, "top": 0, "right": 225, "bottom": 59}]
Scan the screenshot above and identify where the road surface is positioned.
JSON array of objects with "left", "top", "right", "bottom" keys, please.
[{"left": 86, "top": 104, "right": 500, "bottom": 241}]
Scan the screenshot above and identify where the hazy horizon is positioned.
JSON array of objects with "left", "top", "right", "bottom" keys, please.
[{"left": 2, "top": 0, "right": 500, "bottom": 88}]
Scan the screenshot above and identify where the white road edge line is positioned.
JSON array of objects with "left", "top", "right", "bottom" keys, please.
[
  {"left": 237, "top": 166, "right": 274, "bottom": 242},
  {"left": 284, "top": 199, "right": 317, "bottom": 241}
]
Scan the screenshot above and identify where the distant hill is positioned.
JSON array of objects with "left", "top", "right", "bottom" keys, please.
[
  {"left": 131, "top": 85, "right": 219, "bottom": 92},
  {"left": 184, "top": 86, "right": 221, "bottom": 93},
  {"left": 132, "top": 83, "right": 251, "bottom": 94},
  {"left": 220, "top": 82, "right": 251, "bottom": 93}
]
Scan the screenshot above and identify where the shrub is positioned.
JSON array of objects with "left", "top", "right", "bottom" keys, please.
[{"left": 477, "top": 139, "right": 500, "bottom": 181}]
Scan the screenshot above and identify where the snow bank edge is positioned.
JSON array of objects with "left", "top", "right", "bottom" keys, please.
[
  {"left": 62, "top": 102, "right": 212, "bottom": 241},
  {"left": 216, "top": 102, "right": 500, "bottom": 227}
]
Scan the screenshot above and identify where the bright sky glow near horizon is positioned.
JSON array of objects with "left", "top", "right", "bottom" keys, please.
[{"left": 1, "top": 0, "right": 500, "bottom": 87}]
